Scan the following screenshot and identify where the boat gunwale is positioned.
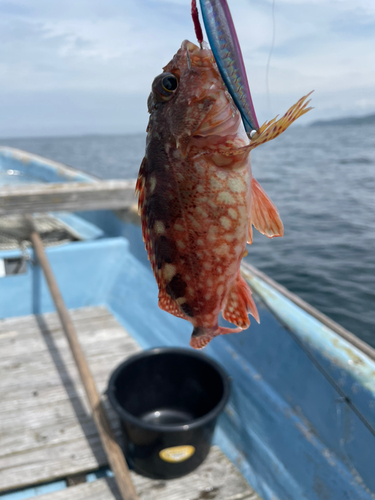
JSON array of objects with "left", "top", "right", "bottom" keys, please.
[
  {"left": 241, "top": 261, "right": 375, "bottom": 362},
  {"left": 0, "top": 146, "right": 100, "bottom": 182}
]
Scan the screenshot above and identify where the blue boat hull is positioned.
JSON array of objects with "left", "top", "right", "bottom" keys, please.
[{"left": 1, "top": 147, "right": 374, "bottom": 500}]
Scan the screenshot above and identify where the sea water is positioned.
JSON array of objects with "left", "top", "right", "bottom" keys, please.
[{"left": 2, "top": 124, "right": 374, "bottom": 347}]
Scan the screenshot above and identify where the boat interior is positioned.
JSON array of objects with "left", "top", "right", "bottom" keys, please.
[{"left": 1, "top": 147, "right": 375, "bottom": 500}]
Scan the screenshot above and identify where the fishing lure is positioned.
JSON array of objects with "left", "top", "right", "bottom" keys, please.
[{"left": 198, "top": 0, "right": 259, "bottom": 136}]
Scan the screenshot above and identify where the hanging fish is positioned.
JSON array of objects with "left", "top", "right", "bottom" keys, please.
[{"left": 136, "top": 4, "right": 312, "bottom": 349}]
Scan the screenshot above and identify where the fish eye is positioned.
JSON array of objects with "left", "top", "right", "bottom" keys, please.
[
  {"left": 152, "top": 72, "right": 179, "bottom": 102},
  {"left": 162, "top": 75, "right": 178, "bottom": 92}
]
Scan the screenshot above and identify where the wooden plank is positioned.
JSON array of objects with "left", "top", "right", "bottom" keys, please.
[
  {"left": 0, "top": 180, "right": 137, "bottom": 215},
  {"left": 36, "top": 447, "right": 261, "bottom": 500},
  {"left": 0, "top": 306, "right": 141, "bottom": 492}
]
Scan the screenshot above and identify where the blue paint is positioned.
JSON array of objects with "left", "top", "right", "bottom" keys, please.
[
  {"left": 0, "top": 147, "right": 96, "bottom": 184},
  {"left": 2, "top": 235, "right": 375, "bottom": 499},
  {"left": 2, "top": 148, "right": 375, "bottom": 500},
  {"left": 247, "top": 275, "right": 375, "bottom": 396},
  {"left": 0, "top": 238, "right": 129, "bottom": 318},
  {"left": 0, "top": 481, "right": 66, "bottom": 500},
  {"left": 103, "top": 251, "right": 375, "bottom": 499},
  {"left": 86, "top": 468, "right": 114, "bottom": 483},
  {"left": 49, "top": 212, "right": 105, "bottom": 240}
]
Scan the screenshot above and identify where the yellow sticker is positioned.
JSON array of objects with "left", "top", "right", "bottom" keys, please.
[{"left": 159, "top": 445, "right": 196, "bottom": 463}]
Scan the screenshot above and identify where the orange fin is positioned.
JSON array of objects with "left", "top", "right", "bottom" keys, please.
[
  {"left": 214, "top": 93, "right": 313, "bottom": 160},
  {"left": 190, "top": 324, "right": 242, "bottom": 349},
  {"left": 222, "top": 274, "right": 260, "bottom": 328},
  {"left": 158, "top": 289, "right": 187, "bottom": 320},
  {"left": 248, "top": 92, "right": 313, "bottom": 150},
  {"left": 249, "top": 178, "right": 283, "bottom": 242},
  {"left": 247, "top": 221, "right": 253, "bottom": 245}
]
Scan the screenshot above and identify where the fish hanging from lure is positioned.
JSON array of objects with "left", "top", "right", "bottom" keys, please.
[{"left": 136, "top": 0, "right": 312, "bottom": 349}]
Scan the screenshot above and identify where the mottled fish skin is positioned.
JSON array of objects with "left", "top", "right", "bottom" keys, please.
[{"left": 137, "top": 40, "right": 312, "bottom": 348}]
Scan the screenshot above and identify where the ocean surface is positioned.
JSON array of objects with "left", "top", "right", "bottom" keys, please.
[{"left": 2, "top": 124, "right": 375, "bottom": 348}]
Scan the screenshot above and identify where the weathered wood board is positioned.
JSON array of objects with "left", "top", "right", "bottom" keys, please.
[
  {"left": 0, "top": 306, "right": 261, "bottom": 500},
  {"left": 0, "top": 180, "right": 136, "bottom": 215},
  {"left": 36, "top": 447, "right": 260, "bottom": 500},
  {"left": 0, "top": 307, "right": 140, "bottom": 492}
]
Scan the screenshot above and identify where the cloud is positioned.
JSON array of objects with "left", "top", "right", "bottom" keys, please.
[{"left": 0, "top": 0, "right": 374, "bottom": 136}]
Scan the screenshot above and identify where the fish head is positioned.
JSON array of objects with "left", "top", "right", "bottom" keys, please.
[{"left": 147, "top": 40, "right": 248, "bottom": 156}]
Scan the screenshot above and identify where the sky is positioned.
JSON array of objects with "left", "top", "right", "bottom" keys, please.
[{"left": 1, "top": 0, "right": 375, "bottom": 138}]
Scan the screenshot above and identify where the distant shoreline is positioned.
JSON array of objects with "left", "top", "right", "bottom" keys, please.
[{"left": 310, "top": 113, "right": 375, "bottom": 127}]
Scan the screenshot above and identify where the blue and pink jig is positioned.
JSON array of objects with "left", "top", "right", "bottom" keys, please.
[{"left": 192, "top": 0, "right": 259, "bottom": 137}]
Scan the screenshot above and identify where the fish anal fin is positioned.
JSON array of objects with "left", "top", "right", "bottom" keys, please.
[
  {"left": 190, "top": 324, "right": 242, "bottom": 349},
  {"left": 158, "top": 288, "right": 187, "bottom": 320},
  {"left": 223, "top": 274, "right": 260, "bottom": 328},
  {"left": 250, "top": 178, "right": 284, "bottom": 240}
]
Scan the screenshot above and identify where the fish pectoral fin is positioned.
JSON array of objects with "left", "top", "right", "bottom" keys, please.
[
  {"left": 222, "top": 274, "right": 260, "bottom": 328},
  {"left": 250, "top": 178, "right": 284, "bottom": 240},
  {"left": 158, "top": 289, "right": 188, "bottom": 320},
  {"left": 190, "top": 325, "right": 242, "bottom": 349},
  {"left": 247, "top": 220, "right": 253, "bottom": 245}
]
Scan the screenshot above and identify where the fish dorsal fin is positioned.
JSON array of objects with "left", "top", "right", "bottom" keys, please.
[{"left": 249, "top": 178, "right": 284, "bottom": 242}]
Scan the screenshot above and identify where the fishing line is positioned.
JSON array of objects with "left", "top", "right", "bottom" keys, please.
[{"left": 266, "top": 0, "right": 276, "bottom": 114}]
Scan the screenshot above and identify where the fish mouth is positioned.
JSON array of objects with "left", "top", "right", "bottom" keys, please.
[
  {"left": 163, "top": 40, "right": 209, "bottom": 76},
  {"left": 162, "top": 39, "right": 248, "bottom": 146},
  {"left": 184, "top": 40, "right": 201, "bottom": 56}
]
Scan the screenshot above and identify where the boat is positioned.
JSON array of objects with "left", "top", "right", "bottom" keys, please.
[{"left": 0, "top": 145, "right": 374, "bottom": 500}]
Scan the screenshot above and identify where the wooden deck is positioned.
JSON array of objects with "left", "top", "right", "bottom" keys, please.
[{"left": 0, "top": 306, "right": 261, "bottom": 500}]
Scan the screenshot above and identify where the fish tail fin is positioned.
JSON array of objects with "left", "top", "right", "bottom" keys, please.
[
  {"left": 190, "top": 325, "right": 241, "bottom": 349},
  {"left": 249, "top": 92, "right": 313, "bottom": 151},
  {"left": 223, "top": 274, "right": 260, "bottom": 328}
]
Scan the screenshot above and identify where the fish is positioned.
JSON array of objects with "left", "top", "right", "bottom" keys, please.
[{"left": 136, "top": 40, "right": 312, "bottom": 349}]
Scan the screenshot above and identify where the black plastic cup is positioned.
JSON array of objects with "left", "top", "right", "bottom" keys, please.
[{"left": 107, "top": 347, "right": 230, "bottom": 479}]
